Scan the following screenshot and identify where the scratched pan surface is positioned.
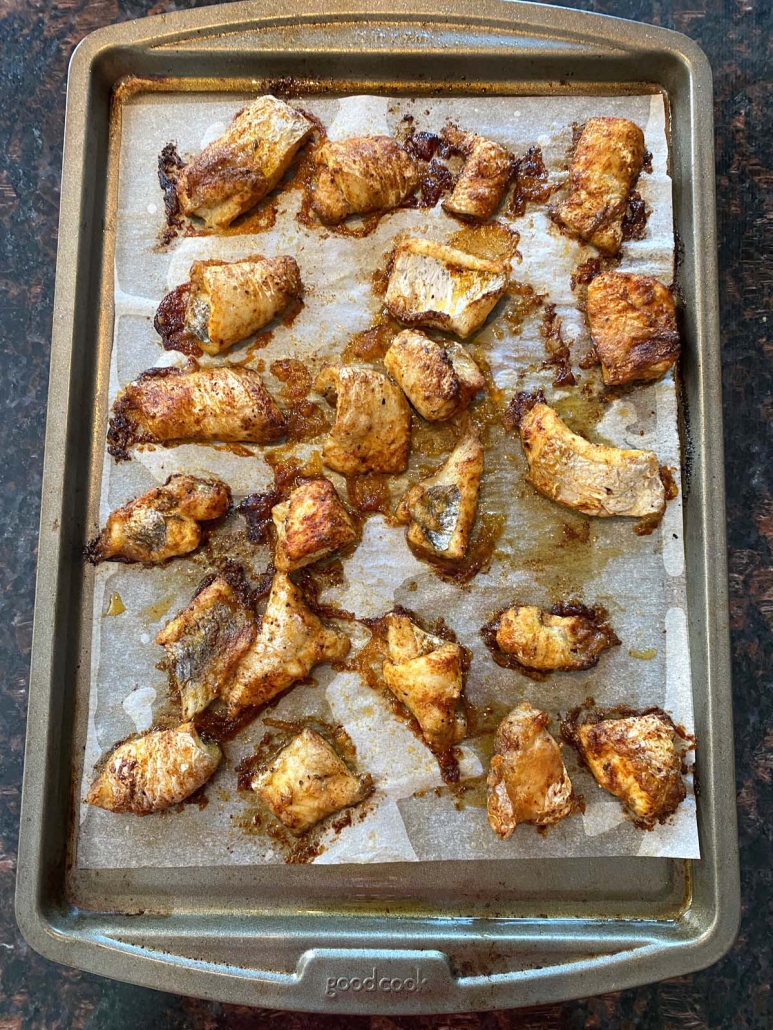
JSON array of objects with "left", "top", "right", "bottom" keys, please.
[{"left": 15, "top": 0, "right": 738, "bottom": 1013}]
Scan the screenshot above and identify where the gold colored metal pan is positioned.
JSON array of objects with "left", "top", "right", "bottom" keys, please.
[{"left": 15, "top": 0, "right": 738, "bottom": 1013}]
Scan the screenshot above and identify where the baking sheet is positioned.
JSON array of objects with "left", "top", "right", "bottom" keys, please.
[{"left": 75, "top": 90, "right": 699, "bottom": 867}]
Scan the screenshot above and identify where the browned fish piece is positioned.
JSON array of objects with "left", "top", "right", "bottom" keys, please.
[
  {"left": 494, "top": 603, "right": 620, "bottom": 672},
  {"left": 563, "top": 706, "right": 687, "bottom": 827},
  {"left": 587, "top": 271, "right": 680, "bottom": 385},
  {"left": 85, "top": 474, "right": 230, "bottom": 565},
  {"left": 223, "top": 572, "right": 351, "bottom": 714},
  {"left": 272, "top": 478, "right": 358, "bottom": 572},
  {"left": 385, "top": 237, "right": 509, "bottom": 339},
  {"left": 441, "top": 124, "right": 513, "bottom": 221},
  {"left": 383, "top": 329, "right": 485, "bottom": 421},
  {"left": 487, "top": 702, "right": 580, "bottom": 838},
  {"left": 251, "top": 728, "right": 372, "bottom": 834},
  {"left": 86, "top": 722, "right": 221, "bottom": 815},
  {"left": 382, "top": 611, "right": 467, "bottom": 752},
  {"left": 315, "top": 365, "right": 411, "bottom": 475},
  {"left": 554, "top": 117, "right": 646, "bottom": 255},
  {"left": 311, "top": 136, "right": 420, "bottom": 224},
  {"left": 156, "top": 567, "right": 257, "bottom": 720},
  {"left": 395, "top": 429, "right": 483, "bottom": 561},
  {"left": 107, "top": 363, "right": 287, "bottom": 461},
  {"left": 175, "top": 95, "right": 314, "bottom": 229}
]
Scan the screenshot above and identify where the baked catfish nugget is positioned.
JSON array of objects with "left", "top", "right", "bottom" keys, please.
[
  {"left": 272, "top": 478, "right": 358, "bottom": 572},
  {"left": 487, "top": 703, "right": 579, "bottom": 838},
  {"left": 175, "top": 95, "right": 314, "bottom": 229},
  {"left": 311, "top": 136, "right": 420, "bottom": 224},
  {"left": 386, "top": 238, "right": 509, "bottom": 339},
  {"left": 251, "top": 728, "right": 372, "bottom": 834},
  {"left": 107, "top": 363, "right": 286, "bottom": 460},
  {"left": 87, "top": 722, "right": 221, "bottom": 815},
  {"left": 507, "top": 394, "right": 667, "bottom": 519},
  {"left": 563, "top": 705, "right": 687, "bottom": 827},
  {"left": 384, "top": 329, "right": 485, "bottom": 422},
  {"left": 587, "top": 272, "right": 680, "bottom": 385},
  {"left": 156, "top": 567, "right": 257, "bottom": 720},
  {"left": 491, "top": 604, "right": 620, "bottom": 672},
  {"left": 315, "top": 365, "right": 411, "bottom": 475},
  {"left": 554, "top": 117, "right": 646, "bottom": 255},
  {"left": 395, "top": 429, "right": 483, "bottom": 561},
  {"left": 441, "top": 125, "right": 513, "bottom": 222},
  {"left": 223, "top": 572, "right": 350, "bottom": 714},
  {"left": 85, "top": 474, "right": 230, "bottom": 565},
  {"left": 382, "top": 611, "right": 467, "bottom": 753},
  {"left": 156, "top": 255, "right": 302, "bottom": 357}
]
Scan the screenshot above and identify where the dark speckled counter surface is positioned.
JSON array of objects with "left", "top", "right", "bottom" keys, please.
[{"left": 1, "top": 0, "right": 770, "bottom": 1026}]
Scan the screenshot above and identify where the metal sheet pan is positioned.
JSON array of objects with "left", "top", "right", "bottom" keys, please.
[{"left": 15, "top": 0, "right": 739, "bottom": 1012}]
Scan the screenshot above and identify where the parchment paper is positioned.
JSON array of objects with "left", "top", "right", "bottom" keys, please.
[{"left": 75, "top": 91, "right": 699, "bottom": 867}]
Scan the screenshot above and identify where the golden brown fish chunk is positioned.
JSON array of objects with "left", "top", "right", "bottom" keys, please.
[
  {"left": 382, "top": 612, "right": 467, "bottom": 752},
  {"left": 311, "top": 136, "right": 420, "bottom": 224},
  {"left": 383, "top": 329, "right": 485, "bottom": 422},
  {"left": 315, "top": 365, "right": 411, "bottom": 475},
  {"left": 156, "top": 567, "right": 257, "bottom": 720},
  {"left": 157, "top": 255, "right": 302, "bottom": 357},
  {"left": 272, "top": 478, "right": 358, "bottom": 572},
  {"left": 487, "top": 702, "right": 579, "bottom": 838},
  {"left": 441, "top": 125, "right": 513, "bottom": 222},
  {"left": 385, "top": 237, "right": 509, "bottom": 339},
  {"left": 176, "top": 95, "right": 314, "bottom": 229},
  {"left": 494, "top": 604, "right": 620, "bottom": 672},
  {"left": 514, "top": 397, "right": 666, "bottom": 519},
  {"left": 107, "top": 363, "right": 287, "bottom": 461},
  {"left": 86, "top": 722, "right": 221, "bottom": 815},
  {"left": 554, "top": 117, "right": 646, "bottom": 255},
  {"left": 395, "top": 429, "right": 483, "bottom": 561},
  {"left": 223, "top": 572, "right": 351, "bottom": 714},
  {"left": 587, "top": 272, "right": 680, "bottom": 385},
  {"left": 563, "top": 706, "right": 687, "bottom": 827},
  {"left": 252, "top": 728, "right": 372, "bottom": 834},
  {"left": 85, "top": 474, "right": 230, "bottom": 565}
]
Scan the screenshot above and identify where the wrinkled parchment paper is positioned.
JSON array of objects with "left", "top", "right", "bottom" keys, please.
[{"left": 75, "top": 91, "right": 699, "bottom": 867}]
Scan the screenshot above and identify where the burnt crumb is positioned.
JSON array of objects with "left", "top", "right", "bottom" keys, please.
[
  {"left": 417, "top": 159, "right": 456, "bottom": 208},
  {"left": 154, "top": 282, "right": 202, "bottom": 356},
  {"left": 503, "top": 388, "right": 546, "bottom": 432},
  {"left": 540, "top": 303, "right": 576, "bottom": 387},
  {"left": 578, "top": 347, "right": 600, "bottom": 369},
  {"left": 643, "top": 149, "right": 653, "bottom": 174},
  {"left": 264, "top": 77, "right": 305, "bottom": 99},
  {"left": 659, "top": 465, "right": 679, "bottom": 500},
  {"left": 510, "top": 146, "right": 556, "bottom": 216},
  {"left": 622, "top": 189, "right": 648, "bottom": 241},
  {"left": 570, "top": 256, "right": 602, "bottom": 292},
  {"left": 158, "top": 142, "right": 185, "bottom": 241},
  {"left": 237, "top": 490, "right": 281, "bottom": 544}
]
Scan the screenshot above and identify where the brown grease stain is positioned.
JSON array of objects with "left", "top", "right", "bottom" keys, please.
[
  {"left": 540, "top": 304, "right": 576, "bottom": 387},
  {"left": 105, "top": 592, "right": 125, "bottom": 617}
]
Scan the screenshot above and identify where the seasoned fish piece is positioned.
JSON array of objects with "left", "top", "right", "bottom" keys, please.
[
  {"left": 587, "top": 272, "right": 680, "bottom": 385},
  {"left": 156, "top": 255, "right": 302, "bottom": 357},
  {"left": 511, "top": 396, "right": 666, "bottom": 519},
  {"left": 252, "top": 728, "right": 372, "bottom": 834},
  {"left": 383, "top": 329, "right": 485, "bottom": 421},
  {"left": 223, "top": 572, "right": 350, "bottom": 714},
  {"left": 311, "top": 136, "right": 420, "bottom": 224},
  {"left": 315, "top": 365, "right": 411, "bottom": 475},
  {"left": 564, "top": 707, "right": 687, "bottom": 827},
  {"left": 175, "top": 95, "right": 314, "bottom": 229},
  {"left": 86, "top": 722, "right": 221, "bottom": 815},
  {"left": 107, "top": 363, "right": 287, "bottom": 461},
  {"left": 441, "top": 125, "right": 513, "bottom": 221},
  {"left": 382, "top": 612, "right": 467, "bottom": 752},
  {"left": 156, "top": 567, "right": 257, "bottom": 720},
  {"left": 85, "top": 474, "right": 230, "bottom": 565},
  {"left": 487, "top": 702, "right": 579, "bottom": 838},
  {"left": 494, "top": 604, "right": 620, "bottom": 672},
  {"left": 272, "top": 478, "right": 358, "bottom": 572},
  {"left": 554, "top": 117, "right": 646, "bottom": 255},
  {"left": 385, "top": 238, "right": 509, "bottom": 339},
  {"left": 395, "top": 430, "right": 483, "bottom": 560}
]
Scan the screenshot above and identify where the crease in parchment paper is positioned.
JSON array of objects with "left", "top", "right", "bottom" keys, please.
[{"left": 75, "top": 92, "right": 699, "bottom": 868}]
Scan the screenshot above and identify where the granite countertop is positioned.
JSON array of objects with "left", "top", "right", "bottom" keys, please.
[{"left": 1, "top": 0, "right": 770, "bottom": 1026}]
